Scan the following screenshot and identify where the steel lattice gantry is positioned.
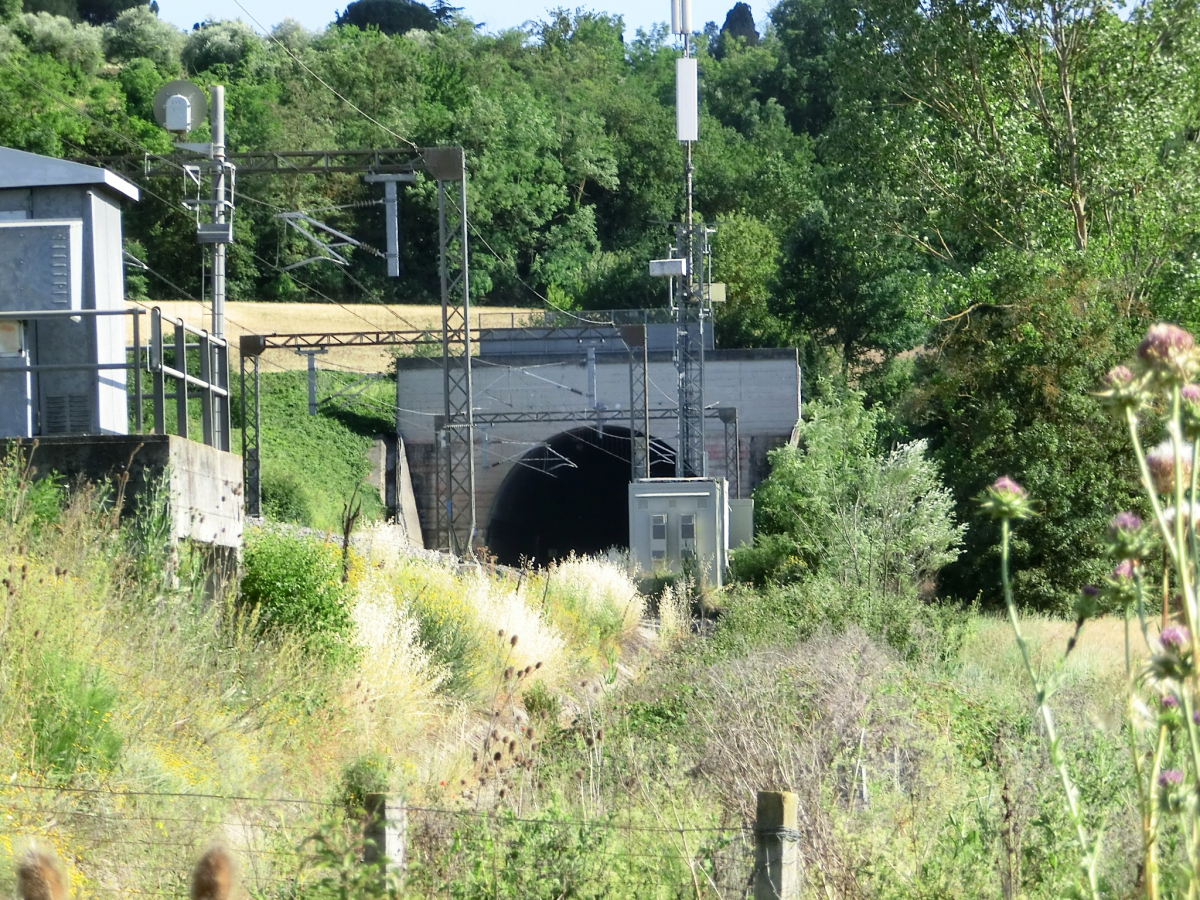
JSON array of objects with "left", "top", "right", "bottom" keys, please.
[{"left": 429, "top": 147, "right": 475, "bottom": 555}]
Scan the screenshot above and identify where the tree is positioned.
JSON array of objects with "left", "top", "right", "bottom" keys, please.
[
  {"left": 335, "top": 0, "right": 438, "bottom": 35},
  {"left": 181, "top": 19, "right": 260, "bottom": 73},
  {"left": 103, "top": 4, "right": 183, "bottom": 72},
  {"left": 911, "top": 264, "right": 1142, "bottom": 612}
]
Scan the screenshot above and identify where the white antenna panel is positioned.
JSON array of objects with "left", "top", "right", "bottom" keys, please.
[
  {"left": 676, "top": 57, "right": 698, "bottom": 142},
  {"left": 671, "top": 0, "right": 682, "bottom": 33},
  {"left": 680, "top": 0, "right": 692, "bottom": 32}
]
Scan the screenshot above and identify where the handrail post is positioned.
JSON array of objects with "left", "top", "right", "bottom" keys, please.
[
  {"left": 216, "top": 341, "right": 230, "bottom": 451},
  {"left": 132, "top": 310, "right": 143, "bottom": 433},
  {"left": 175, "top": 319, "right": 188, "bottom": 439},
  {"left": 151, "top": 308, "right": 165, "bottom": 434},
  {"left": 199, "top": 330, "right": 213, "bottom": 447}
]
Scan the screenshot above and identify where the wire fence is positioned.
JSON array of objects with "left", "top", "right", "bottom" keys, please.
[{"left": 0, "top": 783, "right": 761, "bottom": 899}]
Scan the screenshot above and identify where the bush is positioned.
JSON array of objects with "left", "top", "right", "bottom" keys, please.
[
  {"left": 338, "top": 751, "right": 392, "bottom": 814},
  {"left": 261, "top": 469, "right": 316, "bottom": 525},
  {"left": 29, "top": 652, "right": 122, "bottom": 780},
  {"left": 239, "top": 528, "right": 356, "bottom": 662},
  {"left": 733, "top": 388, "right": 963, "bottom": 599}
]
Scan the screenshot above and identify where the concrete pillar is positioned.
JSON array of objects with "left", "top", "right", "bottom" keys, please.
[
  {"left": 363, "top": 792, "right": 406, "bottom": 875},
  {"left": 754, "top": 790, "right": 800, "bottom": 900}
]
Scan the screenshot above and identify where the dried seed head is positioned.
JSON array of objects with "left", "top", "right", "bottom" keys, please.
[
  {"left": 498, "top": 629, "right": 505, "bottom": 638},
  {"left": 535, "top": 661, "right": 542, "bottom": 670},
  {"left": 190, "top": 845, "right": 237, "bottom": 900},
  {"left": 510, "top": 634, "right": 519, "bottom": 647},
  {"left": 494, "top": 751, "right": 502, "bottom": 762},
  {"left": 17, "top": 845, "right": 67, "bottom": 900}
]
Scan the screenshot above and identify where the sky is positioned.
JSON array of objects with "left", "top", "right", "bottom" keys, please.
[{"left": 159, "top": 0, "right": 764, "bottom": 42}]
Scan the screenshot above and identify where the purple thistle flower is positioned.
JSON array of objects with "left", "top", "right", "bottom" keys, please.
[
  {"left": 1105, "top": 365, "right": 1135, "bottom": 387},
  {"left": 1139, "top": 323, "right": 1196, "bottom": 367},
  {"left": 1161, "top": 624, "right": 1191, "bottom": 652},
  {"left": 1159, "top": 769, "right": 1185, "bottom": 788},
  {"left": 1109, "top": 512, "right": 1143, "bottom": 536},
  {"left": 992, "top": 476, "right": 1026, "bottom": 499},
  {"left": 1112, "top": 560, "right": 1135, "bottom": 580},
  {"left": 979, "top": 475, "right": 1032, "bottom": 520},
  {"left": 1082, "top": 584, "right": 1100, "bottom": 597},
  {"left": 1146, "top": 440, "right": 1194, "bottom": 494},
  {"left": 1184, "top": 383, "right": 1200, "bottom": 403},
  {"left": 1163, "top": 695, "right": 1180, "bottom": 709},
  {"left": 1194, "top": 710, "right": 1199, "bottom": 724}
]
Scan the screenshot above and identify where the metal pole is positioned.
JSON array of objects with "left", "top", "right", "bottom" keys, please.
[
  {"left": 132, "top": 310, "right": 142, "bottom": 433},
  {"left": 210, "top": 85, "right": 226, "bottom": 340},
  {"left": 384, "top": 180, "right": 399, "bottom": 277}
]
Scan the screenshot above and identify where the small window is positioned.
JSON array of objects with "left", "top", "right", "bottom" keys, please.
[
  {"left": 680, "top": 514, "right": 695, "bottom": 541},
  {"left": 651, "top": 549, "right": 666, "bottom": 560},
  {"left": 651, "top": 514, "right": 667, "bottom": 541},
  {"left": 0, "top": 321, "right": 24, "bottom": 357},
  {"left": 637, "top": 498, "right": 649, "bottom": 510}
]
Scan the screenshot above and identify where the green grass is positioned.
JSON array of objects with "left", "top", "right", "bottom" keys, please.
[{"left": 236, "top": 370, "right": 395, "bottom": 529}]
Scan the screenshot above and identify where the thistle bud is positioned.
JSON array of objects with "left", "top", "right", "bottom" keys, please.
[
  {"left": 1183, "top": 384, "right": 1200, "bottom": 440},
  {"left": 1138, "top": 323, "right": 1199, "bottom": 385},
  {"left": 1106, "top": 511, "right": 1151, "bottom": 561},
  {"left": 978, "top": 476, "right": 1031, "bottom": 521},
  {"left": 1096, "top": 364, "right": 1148, "bottom": 415}
]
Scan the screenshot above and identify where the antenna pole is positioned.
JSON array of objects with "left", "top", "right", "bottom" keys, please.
[{"left": 210, "top": 85, "right": 226, "bottom": 341}]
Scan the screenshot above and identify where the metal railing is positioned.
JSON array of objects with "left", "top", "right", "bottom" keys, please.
[
  {"left": 0, "top": 307, "right": 229, "bottom": 450},
  {"left": 149, "top": 307, "right": 231, "bottom": 450}
]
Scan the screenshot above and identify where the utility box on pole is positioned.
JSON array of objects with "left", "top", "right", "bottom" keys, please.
[
  {"left": 0, "top": 148, "right": 139, "bottom": 438},
  {"left": 628, "top": 477, "right": 728, "bottom": 587}
]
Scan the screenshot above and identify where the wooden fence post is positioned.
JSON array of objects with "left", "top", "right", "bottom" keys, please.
[
  {"left": 753, "top": 790, "right": 800, "bottom": 900},
  {"left": 363, "top": 792, "right": 406, "bottom": 875}
]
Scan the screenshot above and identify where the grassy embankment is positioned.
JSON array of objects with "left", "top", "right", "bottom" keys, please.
[
  {"left": 0, "top": 439, "right": 1143, "bottom": 898},
  {"left": 0, "top": 449, "right": 670, "bottom": 897}
]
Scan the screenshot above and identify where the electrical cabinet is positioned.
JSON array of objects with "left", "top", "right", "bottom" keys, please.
[{"left": 628, "top": 478, "right": 728, "bottom": 587}]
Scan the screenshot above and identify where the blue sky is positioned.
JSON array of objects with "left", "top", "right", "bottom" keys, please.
[{"left": 160, "top": 0, "right": 766, "bottom": 42}]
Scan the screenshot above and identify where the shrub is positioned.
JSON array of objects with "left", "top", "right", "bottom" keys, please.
[
  {"left": 912, "top": 286, "right": 1140, "bottom": 612},
  {"left": 261, "top": 469, "right": 316, "bottom": 525},
  {"left": 29, "top": 652, "right": 122, "bottom": 780},
  {"left": 406, "top": 578, "right": 486, "bottom": 700},
  {"left": 239, "top": 528, "right": 356, "bottom": 662},
  {"left": 733, "top": 388, "right": 963, "bottom": 600},
  {"left": 338, "top": 751, "right": 392, "bottom": 814}
]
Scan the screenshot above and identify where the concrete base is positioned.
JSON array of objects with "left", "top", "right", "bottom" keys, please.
[{"left": 7, "top": 433, "right": 243, "bottom": 548}]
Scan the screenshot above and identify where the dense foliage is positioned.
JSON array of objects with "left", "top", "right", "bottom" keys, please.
[{"left": 5, "top": 0, "right": 1200, "bottom": 603}]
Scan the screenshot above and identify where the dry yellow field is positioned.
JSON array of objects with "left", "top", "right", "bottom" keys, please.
[{"left": 127, "top": 301, "right": 538, "bottom": 371}]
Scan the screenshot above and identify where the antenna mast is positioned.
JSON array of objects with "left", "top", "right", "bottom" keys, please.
[{"left": 672, "top": 0, "right": 707, "bottom": 478}]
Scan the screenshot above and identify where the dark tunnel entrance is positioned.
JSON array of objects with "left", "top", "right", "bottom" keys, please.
[{"left": 485, "top": 426, "right": 675, "bottom": 566}]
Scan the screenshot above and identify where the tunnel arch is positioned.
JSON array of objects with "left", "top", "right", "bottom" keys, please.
[{"left": 485, "top": 426, "right": 675, "bottom": 566}]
